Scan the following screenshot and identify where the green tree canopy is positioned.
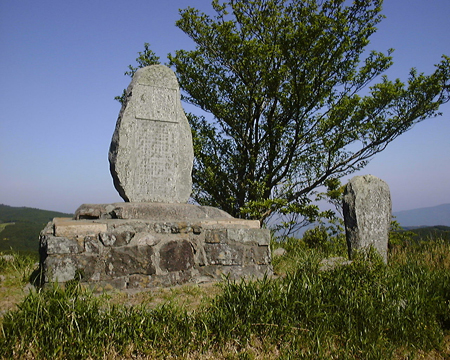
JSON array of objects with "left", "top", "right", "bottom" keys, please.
[{"left": 123, "top": 0, "right": 450, "bottom": 229}]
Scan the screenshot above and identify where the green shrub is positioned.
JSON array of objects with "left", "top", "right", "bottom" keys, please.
[
  {"left": 389, "top": 220, "right": 416, "bottom": 249},
  {"left": 302, "top": 224, "right": 347, "bottom": 256}
]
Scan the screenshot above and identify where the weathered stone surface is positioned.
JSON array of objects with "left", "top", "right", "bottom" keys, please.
[
  {"left": 200, "top": 219, "right": 261, "bottom": 229},
  {"left": 45, "top": 236, "right": 83, "bottom": 255},
  {"left": 44, "top": 256, "right": 79, "bottom": 283},
  {"left": 74, "top": 203, "right": 232, "bottom": 220},
  {"left": 109, "top": 65, "right": 193, "bottom": 203},
  {"left": 205, "top": 243, "right": 244, "bottom": 266},
  {"left": 244, "top": 246, "right": 271, "bottom": 265},
  {"left": 343, "top": 175, "right": 391, "bottom": 263},
  {"left": 40, "top": 221, "right": 53, "bottom": 236},
  {"left": 129, "top": 232, "right": 158, "bottom": 246},
  {"left": 53, "top": 218, "right": 107, "bottom": 238},
  {"left": 85, "top": 236, "right": 101, "bottom": 254},
  {"left": 127, "top": 275, "right": 151, "bottom": 289},
  {"left": 205, "top": 229, "right": 227, "bottom": 244},
  {"left": 40, "top": 215, "right": 273, "bottom": 289},
  {"left": 159, "top": 240, "right": 194, "bottom": 272},
  {"left": 77, "top": 255, "right": 102, "bottom": 281},
  {"left": 227, "top": 228, "right": 271, "bottom": 246},
  {"left": 106, "top": 246, "right": 155, "bottom": 277},
  {"left": 99, "top": 230, "right": 135, "bottom": 247},
  {"left": 74, "top": 204, "right": 115, "bottom": 219}
]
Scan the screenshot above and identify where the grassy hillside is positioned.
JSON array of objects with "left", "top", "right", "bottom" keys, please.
[
  {"left": 0, "top": 204, "right": 72, "bottom": 254},
  {"left": 0, "top": 204, "right": 72, "bottom": 223},
  {"left": 408, "top": 225, "right": 450, "bottom": 241}
]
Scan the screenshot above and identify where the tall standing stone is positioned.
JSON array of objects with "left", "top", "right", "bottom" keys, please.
[
  {"left": 343, "top": 175, "right": 391, "bottom": 263},
  {"left": 109, "top": 65, "right": 193, "bottom": 203}
]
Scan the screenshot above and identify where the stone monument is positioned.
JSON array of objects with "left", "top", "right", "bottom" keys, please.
[
  {"left": 343, "top": 174, "right": 391, "bottom": 263},
  {"left": 109, "top": 65, "right": 193, "bottom": 203},
  {"left": 39, "top": 65, "right": 272, "bottom": 290}
]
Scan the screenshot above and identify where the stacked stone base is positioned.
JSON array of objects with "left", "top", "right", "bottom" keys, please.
[{"left": 39, "top": 203, "right": 272, "bottom": 290}]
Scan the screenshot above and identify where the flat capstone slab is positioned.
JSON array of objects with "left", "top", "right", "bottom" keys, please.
[
  {"left": 74, "top": 203, "right": 235, "bottom": 221},
  {"left": 109, "top": 65, "right": 193, "bottom": 203}
]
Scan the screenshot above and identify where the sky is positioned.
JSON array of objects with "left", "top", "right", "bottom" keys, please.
[{"left": 0, "top": 0, "right": 449, "bottom": 214}]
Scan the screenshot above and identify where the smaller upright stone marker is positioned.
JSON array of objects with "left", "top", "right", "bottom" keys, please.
[
  {"left": 109, "top": 65, "right": 193, "bottom": 203},
  {"left": 343, "top": 175, "right": 391, "bottom": 263}
]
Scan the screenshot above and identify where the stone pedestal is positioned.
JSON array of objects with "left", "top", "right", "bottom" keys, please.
[{"left": 39, "top": 203, "right": 272, "bottom": 290}]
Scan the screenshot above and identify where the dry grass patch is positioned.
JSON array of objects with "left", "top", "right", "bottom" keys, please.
[{"left": 105, "top": 282, "right": 222, "bottom": 311}]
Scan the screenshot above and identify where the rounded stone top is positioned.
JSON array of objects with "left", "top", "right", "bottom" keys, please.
[{"left": 133, "top": 65, "right": 179, "bottom": 89}]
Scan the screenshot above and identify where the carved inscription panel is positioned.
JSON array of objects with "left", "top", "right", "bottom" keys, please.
[
  {"left": 134, "top": 85, "right": 178, "bottom": 122},
  {"left": 134, "top": 119, "right": 177, "bottom": 200}
]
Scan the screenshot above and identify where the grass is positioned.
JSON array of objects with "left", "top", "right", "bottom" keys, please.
[
  {"left": 0, "top": 222, "right": 15, "bottom": 243},
  {"left": 0, "top": 223, "right": 13, "bottom": 233},
  {"left": 0, "top": 237, "right": 449, "bottom": 359},
  {"left": 0, "top": 252, "right": 39, "bottom": 317}
]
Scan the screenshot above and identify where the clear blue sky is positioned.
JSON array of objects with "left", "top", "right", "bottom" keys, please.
[{"left": 1, "top": 0, "right": 449, "bottom": 214}]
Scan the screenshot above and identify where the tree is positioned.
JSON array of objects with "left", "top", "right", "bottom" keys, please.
[{"left": 125, "top": 0, "right": 450, "bottom": 229}]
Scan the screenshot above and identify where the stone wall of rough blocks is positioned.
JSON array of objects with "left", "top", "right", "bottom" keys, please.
[{"left": 39, "top": 218, "right": 273, "bottom": 290}]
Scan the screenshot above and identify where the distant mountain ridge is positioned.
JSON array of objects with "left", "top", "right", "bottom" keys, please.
[
  {"left": 0, "top": 204, "right": 72, "bottom": 223},
  {"left": 393, "top": 203, "right": 450, "bottom": 227},
  {"left": 0, "top": 204, "right": 73, "bottom": 254}
]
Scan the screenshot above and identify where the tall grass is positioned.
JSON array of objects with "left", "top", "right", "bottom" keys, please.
[
  {"left": 0, "top": 251, "right": 38, "bottom": 292},
  {"left": 1, "top": 239, "right": 449, "bottom": 359},
  {"left": 206, "top": 246, "right": 449, "bottom": 359}
]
